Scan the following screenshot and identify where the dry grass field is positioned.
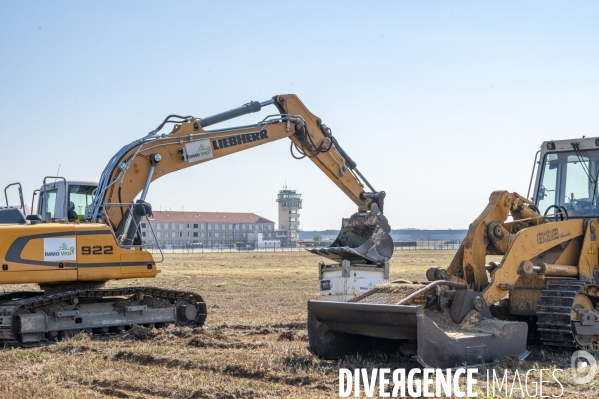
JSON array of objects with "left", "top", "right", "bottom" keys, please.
[{"left": 0, "top": 250, "right": 598, "bottom": 398}]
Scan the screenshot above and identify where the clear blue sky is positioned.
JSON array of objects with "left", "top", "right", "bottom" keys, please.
[{"left": 1, "top": 2, "right": 598, "bottom": 230}]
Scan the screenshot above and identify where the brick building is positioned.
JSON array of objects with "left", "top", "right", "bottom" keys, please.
[{"left": 140, "top": 211, "right": 275, "bottom": 248}]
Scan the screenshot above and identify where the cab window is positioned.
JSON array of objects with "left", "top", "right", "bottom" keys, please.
[
  {"left": 39, "top": 189, "right": 57, "bottom": 219},
  {"left": 68, "top": 185, "right": 95, "bottom": 220}
]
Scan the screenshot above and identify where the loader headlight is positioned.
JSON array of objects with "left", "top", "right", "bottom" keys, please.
[{"left": 547, "top": 142, "right": 556, "bottom": 150}]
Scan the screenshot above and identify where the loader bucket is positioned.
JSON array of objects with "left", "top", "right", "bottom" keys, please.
[
  {"left": 308, "top": 205, "right": 393, "bottom": 264},
  {"left": 307, "top": 283, "right": 530, "bottom": 368}
]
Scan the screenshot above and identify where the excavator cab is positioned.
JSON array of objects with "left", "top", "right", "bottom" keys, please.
[{"left": 36, "top": 178, "right": 97, "bottom": 221}]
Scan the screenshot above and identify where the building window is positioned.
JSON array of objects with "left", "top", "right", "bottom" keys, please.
[
  {"left": 142, "top": 232, "right": 146, "bottom": 237},
  {"left": 215, "top": 232, "right": 220, "bottom": 238},
  {"left": 193, "top": 224, "right": 198, "bottom": 228},
  {"left": 221, "top": 224, "right": 226, "bottom": 229},
  {"left": 208, "top": 232, "right": 212, "bottom": 237},
  {"left": 141, "top": 223, "right": 146, "bottom": 228},
  {"left": 228, "top": 224, "right": 233, "bottom": 229},
  {"left": 187, "top": 232, "right": 190, "bottom": 237},
  {"left": 193, "top": 232, "right": 198, "bottom": 237},
  {"left": 171, "top": 232, "right": 176, "bottom": 238},
  {"left": 200, "top": 223, "right": 205, "bottom": 229},
  {"left": 241, "top": 224, "right": 246, "bottom": 230},
  {"left": 208, "top": 224, "right": 212, "bottom": 229},
  {"left": 179, "top": 223, "right": 184, "bottom": 229},
  {"left": 201, "top": 232, "right": 205, "bottom": 237},
  {"left": 157, "top": 232, "right": 161, "bottom": 238}
]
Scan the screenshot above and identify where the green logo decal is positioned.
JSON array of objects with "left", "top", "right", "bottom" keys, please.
[
  {"left": 186, "top": 140, "right": 213, "bottom": 161},
  {"left": 58, "top": 242, "right": 75, "bottom": 256},
  {"left": 196, "top": 143, "right": 212, "bottom": 157}
]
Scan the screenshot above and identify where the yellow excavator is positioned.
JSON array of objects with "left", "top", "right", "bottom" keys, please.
[
  {"left": 0, "top": 94, "right": 393, "bottom": 345},
  {"left": 308, "top": 137, "right": 599, "bottom": 368}
]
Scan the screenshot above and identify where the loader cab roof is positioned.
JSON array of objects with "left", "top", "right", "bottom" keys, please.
[
  {"left": 540, "top": 137, "right": 599, "bottom": 152},
  {"left": 534, "top": 137, "right": 599, "bottom": 218}
]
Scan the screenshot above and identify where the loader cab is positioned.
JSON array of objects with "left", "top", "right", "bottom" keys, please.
[
  {"left": 37, "top": 178, "right": 98, "bottom": 221},
  {"left": 533, "top": 137, "right": 599, "bottom": 218}
]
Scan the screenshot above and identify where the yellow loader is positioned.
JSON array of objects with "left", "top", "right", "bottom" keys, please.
[{"left": 308, "top": 137, "right": 599, "bottom": 368}]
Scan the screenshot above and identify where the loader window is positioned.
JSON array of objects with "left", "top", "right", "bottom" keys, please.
[
  {"left": 68, "top": 185, "right": 95, "bottom": 220},
  {"left": 537, "top": 150, "right": 599, "bottom": 217}
]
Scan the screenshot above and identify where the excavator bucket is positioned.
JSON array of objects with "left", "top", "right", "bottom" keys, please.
[
  {"left": 307, "top": 205, "right": 393, "bottom": 264},
  {"left": 307, "top": 282, "right": 530, "bottom": 368}
]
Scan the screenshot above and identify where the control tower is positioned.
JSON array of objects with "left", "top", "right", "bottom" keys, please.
[{"left": 275, "top": 186, "right": 302, "bottom": 247}]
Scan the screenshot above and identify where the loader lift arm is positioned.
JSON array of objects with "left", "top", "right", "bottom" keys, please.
[{"left": 88, "top": 95, "right": 385, "bottom": 234}]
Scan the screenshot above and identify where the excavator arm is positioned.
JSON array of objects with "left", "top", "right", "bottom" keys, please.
[
  {"left": 88, "top": 94, "right": 392, "bottom": 262},
  {"left": 90, "top": 95, "right": 382, "bottom": 226}
]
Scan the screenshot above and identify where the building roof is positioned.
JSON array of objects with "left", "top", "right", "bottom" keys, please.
[{"left": 149, "top": 211, "right": 274, "bottom": 224}]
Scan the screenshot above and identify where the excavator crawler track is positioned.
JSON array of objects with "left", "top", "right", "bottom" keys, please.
[
  {"left": 0, "top": 286, "right": 207, "bottom": 347},
  {"left": 537, "top": 280, "right": 593, "bottom": 348}
]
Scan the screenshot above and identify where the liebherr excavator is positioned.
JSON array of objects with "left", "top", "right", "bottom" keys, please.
[
  {"left": 0, "top": 94, "right": 393, "bottom": 345},
  {"left": 308, "top": 137, "right": 599, "bottom": 368}
]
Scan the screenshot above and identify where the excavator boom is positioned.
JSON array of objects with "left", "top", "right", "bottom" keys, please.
[
  {"left": 88, "top": 94, "right": 392, "bottom": 263},
  {"left": 90, "top": 95, "right": 381, "bottom": 223}
]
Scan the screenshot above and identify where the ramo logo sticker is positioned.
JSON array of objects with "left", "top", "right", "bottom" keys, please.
[
  {"left": 44, "top": 237, "right": 77, "bottom": 261},
  {"left": 185, "top": 139, "right": 213, "bottom": 163}
]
